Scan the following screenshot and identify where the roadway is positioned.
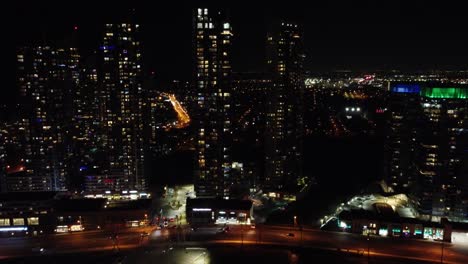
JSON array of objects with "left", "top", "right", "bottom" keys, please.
[
  {"left": 0, "top": 227, "right": 151, "bottom": 260},
  {"left": 1, "top": 225, "right": 468, "bottom": 263},
  {"left": 150, "top": 225, "right": 468, "bottom": 264},
  {"left": 153, "top": 184, "right": 194, "bottom": 226},
  {"left": 165, "top": 93, "right": 190, "bottom": 129}
]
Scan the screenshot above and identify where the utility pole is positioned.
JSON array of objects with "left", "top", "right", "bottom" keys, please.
[
  {"left": 300, "top": 225, "right": 303, "bottom": 247},
  {"left": 440, "top": 240, "right": 444, "bottom": 264},
  {"left": 241, "top": 224, "right": 244, "bottom": 248},
  {"left": 257, "top": 224, "right": 261, "bottom": 244},
  {"left": 367, "top": 232, "right": 370, "bottom": 263}
]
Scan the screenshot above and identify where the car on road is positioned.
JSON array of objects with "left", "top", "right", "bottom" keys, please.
[
  {"left": 286, "top": 233, "right": 295, "bottom": 237},
  {"left": 115, "top": 256, "right": 127, "bottom": 264},
  {"left": 250, "top": 224, "right": 256, "bottom": 229},
  {"left": 217, "top": 228, "right": 228, "bottom": 234},
  {"left": 31, "top": 247, "right": 45, "bottom": 254}
]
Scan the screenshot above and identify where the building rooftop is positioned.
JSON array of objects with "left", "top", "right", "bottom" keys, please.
[
  {"left": 0, "top": 192, "right": 57, "bottom": 202},
  {"left": 53, "top": 198, "right": 152, "bottom": 212},
  {"left": 338, "top": 209, "right": 445, "bottom": 227},
  {"left": 187, "top": 198, "right": 252, "bottom": 211},
  {"left": 53, "top": 199, "right": 107, "bottom": 212}
]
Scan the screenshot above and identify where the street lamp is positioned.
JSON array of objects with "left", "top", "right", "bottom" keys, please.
[
  {"left": 240, "top": 214, "right": 248, "bottom": 248},
  {"left": 112, "top": 234, "right": 120, "bottom": 251}
]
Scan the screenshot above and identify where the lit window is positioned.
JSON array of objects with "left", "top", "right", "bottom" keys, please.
[
  {"left": 0, "top": 218, "right": 10, "bottom": 226},
  {"left": 13, "top": 218, "right": 25, "bottom": 226},
  {"left": 28, "top": 217, "right": 39, "bottom": 225}
]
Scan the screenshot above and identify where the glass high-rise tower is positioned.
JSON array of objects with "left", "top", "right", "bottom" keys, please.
[
  {"left": 417, "top": 86, "right": 468, "bottom": 221},
  {"left": 384, "top": 83, "right": 422, "bottom": 191},
  {"left": 264, "top": 22, "right": 305, "bottom": 193},
  {"left": 193, "top": 8, "right": 233, "bottom": 198},
  {"left": 384, "top": 84, "right": 468, "bottom": 222},
  {"left": 95, "top": 22, "right": 146, "bottom": 192},
  {"left": 14, "top": 46, "right": 79, "bottom": 191}
]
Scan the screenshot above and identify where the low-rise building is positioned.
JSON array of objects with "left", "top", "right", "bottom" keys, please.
[
  {"left": 186, "top": 198, "right": 253, "bottom": 225},
  {"left": 335, "top": 209, "right": 452, "bottom": 242},
  {"left": 0, "top": 192, "right": 151, "bottom": 237}
]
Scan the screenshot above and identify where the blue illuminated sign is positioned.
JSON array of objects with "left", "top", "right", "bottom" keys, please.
[
  {"left": 99, "top": 45, "right": 115, "bottom": 50},
  {"left": 391, "top": 84, "right": 421, "bottom": 93}
]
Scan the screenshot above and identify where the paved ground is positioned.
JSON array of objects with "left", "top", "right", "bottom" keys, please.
[
  {"left": 2, "top": 224, "right": 468, "bottom": 263},
  {"left": 153, "top": 184, "right": 194, "bottom": 226}
]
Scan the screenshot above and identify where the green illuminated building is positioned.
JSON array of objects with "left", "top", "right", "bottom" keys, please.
[
  {"left": 417, "top": 85, "right": 468, "bottom": 222},
  {"left": 421, "top": 87, "right": 468, "bottom": 99}
]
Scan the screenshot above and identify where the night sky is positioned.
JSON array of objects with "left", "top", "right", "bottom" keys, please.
[{"left": 8, "top": 1, "right": 468, "bottom": 105}]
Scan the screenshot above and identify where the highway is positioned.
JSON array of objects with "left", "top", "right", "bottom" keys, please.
[
  {"left": 1, "top": 225, "right": 468, "bottom": 263},
  {"left": 0, "top": 228, "right": 151, "bottom": 260},
  {"left": 165, "top": 93, "right": 190, "bottom": 129},
  {"left": 162, "top": 225, "right": 468, "bottom": 264}
]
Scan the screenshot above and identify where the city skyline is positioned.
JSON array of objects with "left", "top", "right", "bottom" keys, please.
[
  {"left": 10, "top": 2, "right": 468, "bottom": 90},
  {"left": 5, "top": 4, "right": 468, "bottom": 212},
  {"left": 1, "top": 3, "right": 468, "bottom": 263}
]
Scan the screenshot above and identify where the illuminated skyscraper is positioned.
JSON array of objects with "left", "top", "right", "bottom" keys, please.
[
  {"left": 70, "top": 64, "right": 102, "bottom": 191},
  {"left": 95, "top": 22, "right": 146, "bottom": 192},
  {"left": 231, "top": 72, "right": 273, "bottom": 191},
  {"left": 15, "top": 46, "right": 80, "bottom": 191},
  {"left": 264, "top": 22, "right": 305, "bottom": 193},
  {"left": 0, "top": 127, "right": 6, "bottom": 192},
  {"left": 417, "top": 86, "right": 468, "bottom": 221},
  {"left": 384, "top": 83, "right": 422, "bottom": 191},
  {"left": 384, "top": 84, "right": 468, "bottom": 221},
  {"left": 193, "top": 8, "right": 233, "bottom": 198}
]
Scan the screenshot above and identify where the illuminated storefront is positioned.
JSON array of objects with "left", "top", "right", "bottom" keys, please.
[
  {"left": 186, "top": 198, "right": 253, "bottom": 225},
  {"left": 424, "top": 227, "right": 444, "bottom": 240}
]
